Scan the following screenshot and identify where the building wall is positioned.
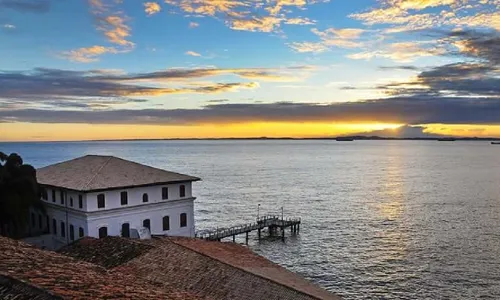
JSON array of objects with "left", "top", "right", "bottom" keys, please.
[
  {"left": 85, "top": 183, "right": 192, "bottom": 212},
  {"left": 39, "top": 182, "right": 196, "bottom": 244},
  {"left": 86, "top": 199, "right": 195, "bottom": 238}
]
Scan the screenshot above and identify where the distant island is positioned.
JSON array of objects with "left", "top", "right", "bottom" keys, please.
[{"left": 65, "top": 136, "right": 500, "bottom": 143}]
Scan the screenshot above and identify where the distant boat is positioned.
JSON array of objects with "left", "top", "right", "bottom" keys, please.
[
  {"left": 437, "top": 138, "right": 456, "bottom": 141},
  {"left": 336, "top": 137, "right": 354, "bottom": 141},
  {"left": 492, "top": 142, "right": 500, "bottom": 145}
]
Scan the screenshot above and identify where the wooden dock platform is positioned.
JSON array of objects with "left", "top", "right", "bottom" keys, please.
[{"left": 197, "top": 215, "right": 301, "bottom": 243}]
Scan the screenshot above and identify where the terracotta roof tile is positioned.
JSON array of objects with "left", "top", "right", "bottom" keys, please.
[
  {"left": 0, "top": 237, "right": 199, "bottom": 299},
  {"left": 37, "top": 155, "right": 200, "bottom": 191}
]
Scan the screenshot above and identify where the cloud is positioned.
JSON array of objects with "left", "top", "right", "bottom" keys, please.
[
  {"left": 375, "top": 30, "right": 500, "bottom": 96},
  {"left": 164, "top": 0, "right": 327, "bottom": 33},
  {"left": 2, "top": 23, "right": 15, "bottom": 29},
  {"left": 2, "top": 96, "right": 500, "bottom": 125},
  {"left": 355, "top": 125, "right": 444, "bottom": 138},
  {"left": 144, "top": 2, "right": 161, "bottom": 16},
  {"left": 60, "top": 0, "right": 134, "bottom": 62},
  {"left": 185, "top": 50, "right": 202, "bottom": 57},
  {"left": 188, "top": 21, "right": 199, "bottom": 28},
  {"left": 350, "top": 0, "right": 500, "bottom": 33},
  {"left": 60, "top": 45, "right": 119, "bottom": 63},
  {"left": 348, "top": 41, "right": 446, "bottom": 62},
  {"left": 290, "top": 27, "right": 367, "bottom": 53},
  {"left": 0, "top": 66, "right": 310, "bottom": 106},
  {"left": 0, "top": 0, "right": 51, "bottom": 13},
  {"left": 289, "top": 42, "right": 328, "bottom": 53}
]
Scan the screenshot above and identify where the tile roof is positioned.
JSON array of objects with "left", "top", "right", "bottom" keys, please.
[
  {"left": 58, "top": 237, "right": 154, "bottom": 269},
  {"left": 0, "top": 275, "right": 61, "bottom": 300},
  {"left": 61, "top": 236, "right": 341, "bottom": 300},
  {"left": 0, "top": 237, "right": 199, "bottom": 300},
  {"left": 37, "top": 155, "right": 200, "bottom": 192}
]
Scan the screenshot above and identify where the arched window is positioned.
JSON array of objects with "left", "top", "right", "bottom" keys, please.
[
  {"left": 97, "top": 194, "right": 105, "bottom": 208},
  {"left": 122, "top": 223, "right": 130, "bottom": 238},
  {"left": 46, "top": 216, "right": 50, "bottom": 233},
  {"left": 143, "top": 219, "right": 151, "bottom": 231},
  {"left": 60, "top": 191, "right": 64, "bottom": 205},
  {"left": 70, "top": 197, "right": 73, "bottom": 207},
  {"left": 180, "top": 213, "right": 187, "bottom": 228},
  {"left": 163, "top": 216, "right": 170, "bottom": 231},
  {"left": 60, "top": 221, "right": 65, "bottom": 237},
  {"left": 142, "top": 193, "right": 149, "bottom": 203},
  {"left": 52, "top": 190, "right": 56, "bottom": 203},
  {"left": 98, "top": 226, "right": 108, "bottom": 238},
  {"left": 52, "top": 219, "right": 57, "bottom": 235},
  {"left": 38, "top": 214, "right": 42, "bottom": 229},
  {"left": 69, "top": 224, "right": 74, "bottom": 241},
  {"left": 180, "top": 185, "right": 186, "bottom": 198},
  {"left": 162, "top": 187, "right": 168, "bottom": 200},
  {"left": 79, "top": 227, "right": 84, "bottom": 238},
  {"left": 78, "top": 195, "right": 83, "bottom": 209}
]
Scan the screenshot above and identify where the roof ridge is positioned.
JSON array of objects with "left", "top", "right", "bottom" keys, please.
[
  {"left": 82, "top": 156, "right": 113, "bottom": 190},
  {"left": 112, "top": 156, "right": 199, "bottom": 179},
  {"left": 168, "top": 239, "right": 328, "bottom": 300}
]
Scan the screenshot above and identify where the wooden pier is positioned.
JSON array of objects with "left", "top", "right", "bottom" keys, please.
[{"left": 197, "top": 215, "right": 301, "bottom": 243}]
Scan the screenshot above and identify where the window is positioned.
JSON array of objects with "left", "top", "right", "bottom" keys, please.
[
  {"left": 31, "top": 213, "right": 35, "bottom": 227},
  {"left": 180, "top": 213, "right": 187, "bottom": 228},
  {"left": 180, "top": 185, "right": 186, "bottom": 198},
  {"left": 69, "top": 224, "right": 74, "bottom": 241},
  {"left": 163, "top": 216, "right": 170, "bottom": 231},
  {"left": 120, "top": 191, "right": 128, "bottom": 205},
  {"left": 97, "top": 194, "right": 105, "bottom": 208},
  {"left": 162, "top": 187, "right": 168, "bottom": 200},
  {"left": 42, "top": 189, "right": 48, "bottom": 200},
  {"left": 122, "top": 223, "right": 130, "bottom": 238},
  {"left": 79, "top": 227, "right": 84, "bottom": 238},
  {"left": 61, "top": 221, "right": 65, "bottom": 237},
  {"left": 52, "top": 190, "right": 56, "bottom": 203},
  {"left": 46, "top": 216, "right": 49, "bottom": 233},
  {"left": 98, "top": 227, "right": 108, "bottom": 238},
  {"left": 143, "top": 219, "right": 150, "bottom": 231},
  {"left": 38, "top": 214, "right": 42, "bottom": 229},
  {"left": 60, "top": 191, "right": 64, "bottom": 205},
  {"left": 78, "top": 195, "right": 83, "bottom": 209},
  {"left": 70, "top": 197, "right": 73, "bottom": 207},
  {"left": 142, "top": 193, "right": 149, "bottom": 203},
  {"left": 52, "top": 219, "right": 57, "bottom": 235}
]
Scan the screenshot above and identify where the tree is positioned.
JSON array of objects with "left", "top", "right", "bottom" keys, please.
[{"left": 0, "top": 152, "right": 44, "bottom": 238}]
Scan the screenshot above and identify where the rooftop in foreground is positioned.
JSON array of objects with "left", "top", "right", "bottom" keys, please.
[
  {"left": 36, "top": 155, "right": 200, "bottom": 192},
  {"left": 0, "top": 236, "right": 341, "bottom": 299}
]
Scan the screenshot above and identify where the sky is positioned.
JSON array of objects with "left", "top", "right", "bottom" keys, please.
[{"left": 0, "top": 0, "right": 499, "bottom": 141}]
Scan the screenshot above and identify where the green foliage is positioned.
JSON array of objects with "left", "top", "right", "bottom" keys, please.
[{"left": 0, "top": 152, "right": 44, "bottom": 238}]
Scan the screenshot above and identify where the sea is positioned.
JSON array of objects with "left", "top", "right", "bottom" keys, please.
[{"left": 1, "top": 140, "right": 500, "bottom": 300}]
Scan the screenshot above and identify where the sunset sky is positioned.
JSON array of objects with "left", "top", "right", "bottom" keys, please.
[{"left": 1, "top": 0, "right": 499, "bottom": 141}]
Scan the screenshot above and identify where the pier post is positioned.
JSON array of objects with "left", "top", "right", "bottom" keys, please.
[
  {"left": 297, "top": 224, "right": 300, "bottom": 233},
  {"left": 258, "top": 228, "right": 261, "bottom": 239},
  {"left": 245, "top": 232, "right": 249, "bottom": 244},
  {"left": 281, "top": 227, "right": 285, "bottom": 242},
  {"left": 233, "top": 235, "right": 235, "bottom": 242}
]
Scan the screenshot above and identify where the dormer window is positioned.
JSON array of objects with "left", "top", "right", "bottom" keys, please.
[
  {"left": 162, "top": 187, "right": 168, "bottom": 200},
  {"left": 143, "top": 193, "right": 149, "bottom": 203},
  {"left": 52, "top": 190, "right": 56, "bottom": 203},
  {"left": 120, "top": 191, "right": 128, "bottom": 205},
  {"left": 180, "top": 185, "right": 186, "bottom": 198},
  {"left": 97, "top": 194, "right": 105, "bottom": 208}
]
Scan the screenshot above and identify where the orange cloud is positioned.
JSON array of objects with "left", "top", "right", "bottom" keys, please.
[{"left": 144, "top": 2, "right": 161, "bottom": 16}]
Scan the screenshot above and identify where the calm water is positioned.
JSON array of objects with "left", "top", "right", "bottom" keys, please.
[{"left": 2, "top": 140, "right": 500, "bottom": 299}]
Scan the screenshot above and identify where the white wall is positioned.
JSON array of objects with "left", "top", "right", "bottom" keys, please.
[
  {"left": 45, "top": 206, "right": 88, "bottom": 244},
  {"left": 40, "top": 182, "right": 196, "bottom": 240},
  {"left": 86, "top": 200, "right": 195, "bottom": 237},
  {"left": 85, "top": 182, "right": 192, "bottom": 212}
]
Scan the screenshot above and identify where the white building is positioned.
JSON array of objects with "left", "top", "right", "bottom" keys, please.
[{"left": 31, "top": 155, "right": 200, "bottom": 246}]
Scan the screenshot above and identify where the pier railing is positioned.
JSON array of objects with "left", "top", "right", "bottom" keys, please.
[{"left": 197, "top": 214, "right": 301, "bottom": 242}]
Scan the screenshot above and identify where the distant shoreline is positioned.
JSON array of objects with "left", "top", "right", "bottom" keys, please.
[{"left": 2, "top": 136, "right": 500, "bottom": 143}]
